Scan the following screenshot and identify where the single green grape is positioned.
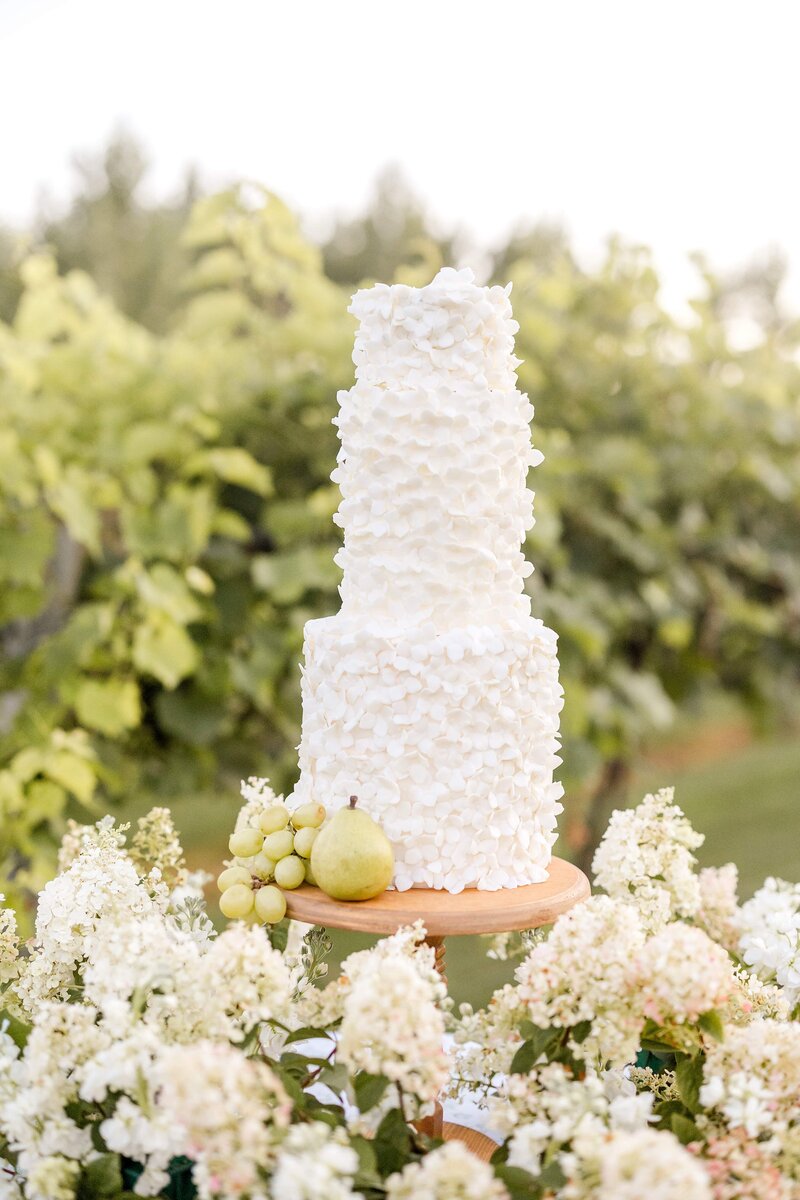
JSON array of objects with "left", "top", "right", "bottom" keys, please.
[
  {"left": 274, "top": 855, "right": 306, "bottom": 889},
  {"left": 251, "top": 852, "right": 277, "bottom": 880},
  {"left": 292, "top": 827, "right": 318, "bottom": 859},
  {"left": 254, "top": 885, "right": 287, "bottom": 924},
  {"left": 259, "top": 805, "right": 290, "bottom": 835},
  {"left": 228, "top": 828, "right": 264, "bottom": 858},
  {"left": 262, "top": 829, "right": 295, "bottom": 861},
  {"left": 291, "top": 803, "right": 326, "bottom": 830},
  {"left": 217, "top": 866, "right": 253, "bottom": 892},
  {"left": 219, "top": 882, "right": 255, "bottom": 919},
  {"left": 255, "top": 888, "right": 289, "bottom": 921},
  {"left": 304, "top": 859, "right": 318, "bottom": 887}
]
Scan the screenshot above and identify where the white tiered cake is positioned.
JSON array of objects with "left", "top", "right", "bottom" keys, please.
[{"left": 289, "top": 268, "right": 564, "bottom": 892}]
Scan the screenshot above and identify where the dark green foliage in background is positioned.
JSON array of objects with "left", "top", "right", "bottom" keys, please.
[{"left": 1, "top": 138, "right": 799, "bottom": 910}]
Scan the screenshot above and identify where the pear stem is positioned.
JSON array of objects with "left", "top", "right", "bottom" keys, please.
[{"left": 348, "top": 795, "right": 358, "bottom": 809}]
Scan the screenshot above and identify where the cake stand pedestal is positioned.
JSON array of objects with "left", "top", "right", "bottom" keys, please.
[{"left": 284, "top": 856, "right": 590, "bottom": 1162}]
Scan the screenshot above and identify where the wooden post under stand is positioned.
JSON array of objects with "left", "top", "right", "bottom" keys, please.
[{"left": 284, "top": 856, "right": 591, "bottom": 1162}]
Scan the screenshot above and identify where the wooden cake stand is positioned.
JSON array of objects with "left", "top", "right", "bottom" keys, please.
[{"left": 285, "top": 856, "right": 590, "bottom": 1161}]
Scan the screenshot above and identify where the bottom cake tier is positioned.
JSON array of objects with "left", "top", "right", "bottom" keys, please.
[{"left": 288, "top": 616, "right": 564, "bottom": 892}]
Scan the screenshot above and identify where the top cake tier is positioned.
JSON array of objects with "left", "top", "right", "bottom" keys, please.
[{"left": 332, "top": 267, "right": 541, "bottom": 629}]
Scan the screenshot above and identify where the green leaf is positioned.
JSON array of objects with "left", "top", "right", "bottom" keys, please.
[
  {"left": 25, "top": 779, "right": 67, "bottom": 822},
  {"left": 135, "top": 563, "right": 202, "bottom": 625},
  {"left": 267, "top": 918, "right": 290, "bottom": 953},
  {"left": 495, "top": 1163, "right": 545, "bottom": 1199},
  {"left": 45, "top": 750, "right": 96, "bottom": 805},
  {"left": 351, "top": 1136, "right": 383, "bottom": 1191},
  {"left": 133, "top": 613, "right": 198, "bottom": 689},
  {"left": 675, "top": 1056, "right": 703, "bottom": 1114},
  {"left": 571, "top": 1019, "right": 592, "bottom": 1044},
  {"left": 698, "top": 1010, "right": 725, "bottom": 1043},
  {"left": 77, "top": 1153, "right": 123, "bottom": 1199},
  {"left": 155, "top": 688, "right": 227, "bottom": 745},
  {"left": 186, "top": 448, "right": 272, "bottom": 496},
  {"left": 510, "top": 1039, "right": 536, "bottom": 1074},
  {"left": 74, "top": 678, "right": 142, "bottom": 736},
  {"left": 538, "top": 1159, "right": 568, "bottom": 1191},
  {"left": 318, "top": 1062, "right": 350, "bottom": 1094},
  {"left": 0, "top": 1011, "right": 31, "bottom": 1049},
  {"left": 510, "top": 1026, "right": 560, "bottom": 1073},
  {"left": 251, "top": 546, "right": 340, "bottom": 605},
  {"left": 354, "top": 1072, "right": 391, "bottom": 1113},
  {"left": 48, "top": 477, "right": 101, "bottom": 556},
  {"left": 283, "top": 1025, "right": 334, "bottom": 1045},
  {"left": 374, "top": 1108, "right": 413, "bottom": 1178},
  {"left": 671, "top": 1112, "right": 702, "bottom": 1145}
]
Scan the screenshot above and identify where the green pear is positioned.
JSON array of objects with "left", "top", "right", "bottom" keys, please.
[{"left": 310, "top": 796, "right": 394, "bottom": 901}]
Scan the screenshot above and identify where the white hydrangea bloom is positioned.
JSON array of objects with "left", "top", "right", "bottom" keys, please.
[
  {"left": 500, "top": 1065, "right": 655, "bottom": 1173},
  {"left": 19, "top": 1155, "right": 80, "bottom": 1200},
  {"left": 739, "top": 878, "right": 800, "bottom": 1007},
  {"left": 130, "top": 807, "right": 184, "bottom": 878},
  {"left": 695, "top": 864, "right": 741, "bottom": 950},
  {"left": 447, "top": 984, "right": 526, "bottom": 1095},
  {"left": 592, "top": 789, "right": 704, "bottom": 932},
  {"left": 0, "top": 899, "right": 19, "bottom": 985},
  {"left": 0, "top": 1003, "right": 106, "bottom": 1179},
  {"left": 0, "top": 1161, "right": 23, "bottom": 1200},
  {"left": 14, "top": 826, "right": 167, "bottom": 1019},
  {"left": 564, "top": 1126, "right": 712, "bottom": 1199},
  {"left": 385, "top": 1141, "right": 509, "bottom": 1200},
  {"left": 602, "top": 1069, "right": 658, "bottom": 1132},
  {"left": 514, "top": 895, "right": 647, "bottom": 1066},
  {"left": 337, "top": 950, "right": 448, "bottom": 1111},
  {"left": 159, "top": 1041, "right": 291, "bottom": 1200},
  {"left": 633, "top": 924, "right": 736, "bottom": 1024},
  {"left": 699, "top": 1018, "right": 800, "bottom": 1139},
  {"left": 729, "top": 966, "right": 791, "bottom": 1023},
  {"left": 271, "top": 1122, "right": 362, "bottom": 1200},
  {"left": 195, "top": 923, "right": 293, "bottom": 1041},
  {"left": 100, "top": 1094, "right": 180, "bottom": 1197}
]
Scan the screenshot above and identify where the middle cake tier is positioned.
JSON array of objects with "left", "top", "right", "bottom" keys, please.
[{"left": 290, "top": 616, "right": 565, "bottom": 892}]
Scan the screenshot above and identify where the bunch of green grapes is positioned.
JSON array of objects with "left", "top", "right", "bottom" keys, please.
[{"left": 217, "top": 803, "right": 326, "bottom": 924}]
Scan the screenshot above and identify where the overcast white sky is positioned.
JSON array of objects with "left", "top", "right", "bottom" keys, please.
[{"left": 1, "top": 0, "right": 799, "bottom": 309}]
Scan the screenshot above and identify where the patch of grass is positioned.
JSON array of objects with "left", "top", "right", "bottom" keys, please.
[{"left": 633, "top": 733, "right": 800, "bottom": 898}]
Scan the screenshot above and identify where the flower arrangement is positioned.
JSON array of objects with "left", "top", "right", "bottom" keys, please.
[{"left": 0, "top": 785, "right": 798, "bottom": 1200}]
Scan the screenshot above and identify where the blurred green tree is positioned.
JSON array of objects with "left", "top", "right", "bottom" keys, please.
[
  {"left": 322, "top": 165, "right": 463, "bottom": 287},
  {"left": 0, "top": 131, "right": 198, "bottom": 332},
  {"left": 39, "top": 130, "right": 199, "bottom": 332},
  {"left": 1, "top": 174, "right": 798, "bottom": 911}
]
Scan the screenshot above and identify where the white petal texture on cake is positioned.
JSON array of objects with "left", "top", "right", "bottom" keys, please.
[{"left": 289, "top": 267, "right": 564, "bottom": 891}]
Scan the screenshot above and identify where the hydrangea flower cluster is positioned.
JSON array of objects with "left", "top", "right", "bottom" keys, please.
[
  {"left": 699, "top": 1019, "right": 800, "bottom": 1139},
  {"left": 0, "top": 900, "right": 18, "bottom": 986},
  {"left": 159, "top": 1042, "right": 291, "bottom": 1199},
  {"left": 2, "top": 785, "right": 800, "bottom": 1200},
  {"left": 269, "top": 1123, "right": 362, "bottom": 1200},
  {"left": 385, "top": 1141, "right": 510, "bottom": 1200},
  {"left": 690, "top": 1128, "right": 791, "bottom": 1200},
  {"left": 451, "top": 791, "right": 800, "bottom": 1198},
  {"left": 739, "top": 877, "right": 800, "bottom": 1008},
  {"left": 0, "top": 803, "right": 456, "bottom": 1200},
  {"left": 514, "top": 895, "right": 649, "bottom": 1066},
  {"left": 337, "top": 949, "right": 449, "bottom": 1114},
  {"left": 591, "top": 787, "right": 704, "bottom": 931},
  {"left": 562, "top": 1127, "right": 712, "bottom": 1200}
]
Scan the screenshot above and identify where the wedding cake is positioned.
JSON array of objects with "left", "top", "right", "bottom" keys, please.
[{"left": 288, "top": 268, "right": 564, "bottom": 892}]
